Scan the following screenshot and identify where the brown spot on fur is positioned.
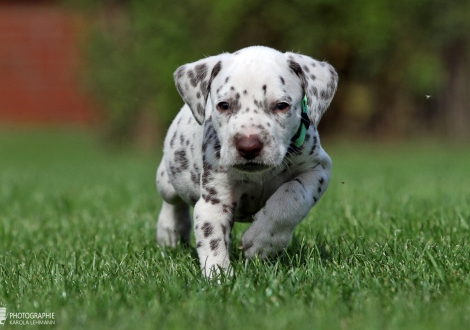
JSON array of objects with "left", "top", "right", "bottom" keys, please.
[
  {"left": 202, "top": 222, "right": 214, "bottom": 238},
  {"left": 210, "top": 238, "right": 221, "bottom": 251}
]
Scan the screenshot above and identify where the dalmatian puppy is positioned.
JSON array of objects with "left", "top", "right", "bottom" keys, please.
[{"left": 156, "top": 46, "right": 338, "bottom": 277}]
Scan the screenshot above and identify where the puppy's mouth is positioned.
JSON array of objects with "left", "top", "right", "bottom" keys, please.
[{"left": 233, "top": 162, "right": 270, "bottom": 173}]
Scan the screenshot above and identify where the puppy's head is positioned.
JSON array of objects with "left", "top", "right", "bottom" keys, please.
[{"left": 174, "top": 46, "right": 338, "bottom": 173}]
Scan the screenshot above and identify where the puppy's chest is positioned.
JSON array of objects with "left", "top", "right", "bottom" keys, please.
[{"left": 231, "top": 171, "right": 293, "bottom": 222}]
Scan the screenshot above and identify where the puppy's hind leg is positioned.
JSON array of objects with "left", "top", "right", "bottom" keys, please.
[
  {"left": 157, "top": 200, "right": 191, "bottom": 247},
  {"left": 156, "top": 162, "right": 191, "bottom": 247}
]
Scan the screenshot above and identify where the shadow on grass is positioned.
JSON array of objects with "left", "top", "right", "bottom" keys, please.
[{"left": 228, "top": 233, "right": 335, "bottom": 273}]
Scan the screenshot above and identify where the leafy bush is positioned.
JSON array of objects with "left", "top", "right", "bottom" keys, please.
[{"left": 76, "top": 0, "right": 470, "bottom": 143}]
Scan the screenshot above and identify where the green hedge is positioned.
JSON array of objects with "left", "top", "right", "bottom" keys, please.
[{"left": 73, "top": 0, "right": 470, "bottom": 143}]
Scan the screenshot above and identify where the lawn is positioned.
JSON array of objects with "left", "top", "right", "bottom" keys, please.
[{"left": 0, "top": 129, "right": 469, "bottom": 330}]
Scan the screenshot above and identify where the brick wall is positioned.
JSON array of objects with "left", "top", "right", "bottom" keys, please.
[{"left": 0, "top": 3, "right": 96, "bottom": 125}]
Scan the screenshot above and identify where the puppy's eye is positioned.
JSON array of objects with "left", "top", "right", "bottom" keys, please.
[
  {"left": 275, "top": 102, "right": 290, "bottom": 111},
  {"left": 217, "top": 102, "right": 230, "bottom": 111}
]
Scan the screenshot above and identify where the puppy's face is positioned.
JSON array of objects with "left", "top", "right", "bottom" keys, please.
[
  {"left": 207, "top": 49, "right": 303, "bottom": 172},
  {"left": 174, "top": 46, "right": 338, "bottom": 173}
]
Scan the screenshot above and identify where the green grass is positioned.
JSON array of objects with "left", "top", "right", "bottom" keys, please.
[{"left": 0, "top": 129, "right": 469, "bottom": 329}]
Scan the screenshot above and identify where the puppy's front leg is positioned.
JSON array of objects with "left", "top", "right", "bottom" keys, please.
[
  {"left": 242, "top": 155, "right": 332, "bottom": 258},
  {"left": 194, "top": 181, "right": 235, "bottom": 277}
]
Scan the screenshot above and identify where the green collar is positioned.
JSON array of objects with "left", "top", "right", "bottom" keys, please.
[{"left": 291, "top": 96, "right": 310, "bottom": 147}]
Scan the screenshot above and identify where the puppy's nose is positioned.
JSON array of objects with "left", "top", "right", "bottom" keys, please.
[{"left": 235, "top": 134, "right": 263, "bottom": 160}]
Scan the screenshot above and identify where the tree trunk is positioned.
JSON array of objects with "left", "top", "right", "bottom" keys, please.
[{"left": 443, "top": 39, "right": 470, "bottom": 140}]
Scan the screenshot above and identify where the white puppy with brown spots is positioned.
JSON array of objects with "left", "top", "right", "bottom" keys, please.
[{"left": 156, "top": 46, "right": 338, "bottom": 277}]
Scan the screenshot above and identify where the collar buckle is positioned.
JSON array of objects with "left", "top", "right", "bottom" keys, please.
[{"left": 292, "top": 96, "right": 310, "bottom": 148}]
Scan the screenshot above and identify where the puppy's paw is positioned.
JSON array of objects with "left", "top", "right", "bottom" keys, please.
[
  {"left": 241, "top": 223, "right": 292, "bottom": 259},
  {"left": 156, "top": 225, "right": 180, "bottom": 248}
]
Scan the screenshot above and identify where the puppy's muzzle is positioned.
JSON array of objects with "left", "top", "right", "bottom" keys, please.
[{"left": 234, "top": 134, "right": 263, "bottom": 160}]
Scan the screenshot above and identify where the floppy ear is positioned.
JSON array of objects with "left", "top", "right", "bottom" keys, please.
[
  {"left": 174, "top": 54, "right": 228, "bottom": 125},
  {"left": 285, "top": 52, "right": 338, "bottom": 127}
]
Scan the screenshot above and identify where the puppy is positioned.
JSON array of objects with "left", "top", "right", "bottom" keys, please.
[{"left": 156, "top": 46, "right": 338, "bottom": 277}]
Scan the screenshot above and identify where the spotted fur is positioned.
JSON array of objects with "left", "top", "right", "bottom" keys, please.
[{"left": 156, "top": 46, "right": 338, "bottom": 277}]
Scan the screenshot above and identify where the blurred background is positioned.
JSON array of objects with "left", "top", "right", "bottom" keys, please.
[{"left": 1, "top": 0, "right": 469, "bottom": 148}]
